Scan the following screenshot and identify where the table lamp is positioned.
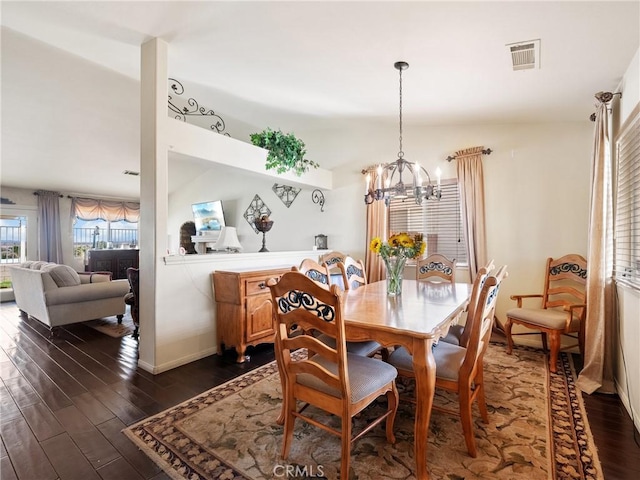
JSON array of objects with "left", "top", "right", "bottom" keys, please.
[{"left": 214, "top": 227, "right": 243, "bottom": 252}]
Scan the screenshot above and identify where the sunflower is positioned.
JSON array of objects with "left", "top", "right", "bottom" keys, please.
[
  {"left": 397, "top": 233, "right": 414, "bottom": 248},
  {"left": 369, "top": 237, "right": 382, "bottom": 253}
]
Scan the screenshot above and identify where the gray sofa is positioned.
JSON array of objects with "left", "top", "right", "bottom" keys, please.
[{"left": 9, "top": 261, "right": 130, "bottom": 328}]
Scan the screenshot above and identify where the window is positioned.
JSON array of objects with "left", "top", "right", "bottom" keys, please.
[
  {"left": 73, "top": 218, "right": 138, "bottom": 258},
  {"left": 614, "top": 105, "right": 640, "bottom": 289},
  {"left": 389, "top": 179, "right": 467, "bottom": 264},
  {"left": 0, "top": 215, "right": 27, "bottom": 288},
  {"left": 71, "top": 196, "right": 140, "bottom": 259}
]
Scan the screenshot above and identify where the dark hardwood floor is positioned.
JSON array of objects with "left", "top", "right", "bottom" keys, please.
[{"left": 1, "top": 301, "right": 638, "bottom": 480}]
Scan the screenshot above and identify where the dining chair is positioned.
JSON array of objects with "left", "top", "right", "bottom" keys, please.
[
  {"left": 298, "top": 257, "right": 381, "bottom": 357},
  {"left": 327, "top": 257, "right": 383, "bottom": 357},
  {"left": 267, "top": 271, "right": 399, "bottom": 478},
  {"left": 441, "top": 259, "right": 495, "bottom": 348},
  {"left": 123, "top": 267, "right": 139, "bottom": 339},
  {"left": 416, "top": 253, "right": 457, "bottom": 283},
  {"left": 320, "top": 251, "right": 350, "bottom": 287},
  {"left": 337, "top": 256, "right": 367, "bottom": 290},
  {"left": 386, "top": 265, "right": 508, "bottom": 457},
  {"left": 294, "top": 258, "right": 332, "bottom": 287},
  {"left": 504, "top": 254, "right": 587, "bottom": 373},
  {"left": 319, "top": 250, "right": 347, "bottom": 266}
]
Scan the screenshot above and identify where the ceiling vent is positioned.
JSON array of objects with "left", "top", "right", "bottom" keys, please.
[
  {"left": 506, "top": 39, "right": 540, "bottom": 71},
  {"left": 123, "top": 170, "right": 140, "bottom": 176}
]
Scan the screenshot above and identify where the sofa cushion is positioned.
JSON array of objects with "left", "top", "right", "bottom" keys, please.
[
  {"left": 44, "top": 279, "right": 130, "bottom": 306},
  {"left": 41, "top": 264, "right": 81, "bottom": 287},
  {"left": 30, "top": 261, "right": 51, "bottom": 270}
]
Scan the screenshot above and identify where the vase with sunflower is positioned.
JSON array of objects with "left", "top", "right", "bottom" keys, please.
[{"left": 370, "top": 233, "right": 426, "bottom": 296}]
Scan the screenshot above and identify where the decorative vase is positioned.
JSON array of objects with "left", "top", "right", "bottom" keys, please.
[
  {"left": 384, "top": 256, "right": 406, "bottom": 296},
  {"left": 254, "top": 217, "right": 274, "bottom": 252}
]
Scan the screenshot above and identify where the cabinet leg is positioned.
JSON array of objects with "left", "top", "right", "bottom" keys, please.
[{"left": 236, "top": 346, "right": 249, "bottom": 363}]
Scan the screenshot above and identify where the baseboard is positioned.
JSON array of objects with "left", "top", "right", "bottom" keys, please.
[{"left": 138, "top": 346, "right": 217, "bottom": 374}]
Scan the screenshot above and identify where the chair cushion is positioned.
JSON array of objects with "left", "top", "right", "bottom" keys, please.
[
  {"left": 298, "top": 353, "right": 397, "bottom": 403},
  {"left": 387, "top": 342, "right": 467, "bottom": 382},
  {"left": 316, "top": 333, "right": 381, "bottom": 357},
  {"left": 506, "top": 307, "right": 580, "bottom": 330},
  {"left": 41, "top": 264, "right": 81, "bottom": 287},
  {"left": 440, "top": 324, "right": 465, "bottom": 346}
]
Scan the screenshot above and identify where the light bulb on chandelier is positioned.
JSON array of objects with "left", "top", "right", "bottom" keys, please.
[{"left": 364, "top": 61, "right": 442, "bottom": 206}]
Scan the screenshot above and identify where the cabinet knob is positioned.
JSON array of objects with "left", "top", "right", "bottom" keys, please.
[{"left": 258, "top": 282, "right": 266, "bottom": 289}]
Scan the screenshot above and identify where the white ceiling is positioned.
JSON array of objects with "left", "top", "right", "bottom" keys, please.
[{"left": 1, "top": 1, "right": 639, "bottom": 198}]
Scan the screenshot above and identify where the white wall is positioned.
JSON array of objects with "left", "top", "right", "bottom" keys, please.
[
  {"left": 168, "top": 163, "right": 361, "bottom": 256},
  {"left": 297, "top": 120, "right": 592, "bottom": 333}
]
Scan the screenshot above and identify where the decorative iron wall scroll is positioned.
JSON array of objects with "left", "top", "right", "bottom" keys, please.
[
  {"left": 243, "top": 195, "right": 272, "bottom": 233},
  {"left": 272, "top": 184, "right": 301, "bottom": 208},
  {"left": 168, "top": 78, "right": 230, "bottom": 136},
  {"left": 312, "top": 189, "right": 325, "bottom": 212}
]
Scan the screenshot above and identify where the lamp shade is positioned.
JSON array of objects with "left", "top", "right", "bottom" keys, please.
[{"left": 214, "top": 227, "right": 243, "bottom": 252}]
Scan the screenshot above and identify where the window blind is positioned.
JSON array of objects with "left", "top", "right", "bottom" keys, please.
[
  {"left": 389, "top": 179, "right": 467, "bottom": 263},
  {"left": 614, "top": 105, "right": 640, "bottom": 289}
]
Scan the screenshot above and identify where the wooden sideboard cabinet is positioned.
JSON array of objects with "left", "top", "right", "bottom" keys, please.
[
  {"left": 213, "top": 267, "right": 290, "bottom": 363},
  {"left": 86, "top": 249, "right": 139, "bottom": 280}
]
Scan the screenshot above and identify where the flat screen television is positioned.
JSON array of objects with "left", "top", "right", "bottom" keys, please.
[{"left": 192, "top": 200, "right": 226, "bottom": 233}]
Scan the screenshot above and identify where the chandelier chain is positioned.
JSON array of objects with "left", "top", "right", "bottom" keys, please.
[{"left": 398, "top": 67, "right": 404, "bottom": 158}]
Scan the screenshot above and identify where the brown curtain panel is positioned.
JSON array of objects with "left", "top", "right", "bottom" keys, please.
[
  {"left": 363, "top": 167, "right": 388, "bottom": 283},
  {"left": 36, "top": 190, "right": 63, "bottom": 263},
  {"left": 71, "top": 197, "right": 140, "bottom": 222},
  {"left": 577, "top": 96, "right": 616, "bottom": 394},
  {"left": 455, "top": 146, "right": 488, "bottom": 281}
]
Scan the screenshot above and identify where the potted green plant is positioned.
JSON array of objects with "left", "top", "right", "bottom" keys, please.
[{"left": 250, "top": 128, "right": 319, "bottom": 176}]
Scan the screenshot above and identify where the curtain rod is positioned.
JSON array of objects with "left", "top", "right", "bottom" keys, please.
[
  {"left": 446, "top": 148, "right": 493, "bottom": 162},
  {"left": 33, "top": 191, "right": 63, "bottom": 197},
  {"left": 66, "top": 194, "right": 140, "bottom": 202},
  {"left": 590, "top": 91, "right": 622, "bottom": 121}
]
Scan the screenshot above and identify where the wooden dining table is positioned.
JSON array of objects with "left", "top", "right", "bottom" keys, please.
[{"left": 341, "top": 279, "right": 472, "bottom": 480}]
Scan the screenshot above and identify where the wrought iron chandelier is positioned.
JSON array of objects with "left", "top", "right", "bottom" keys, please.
[{"left": 364, "top": 61, "right": 442, "bottom": 206}]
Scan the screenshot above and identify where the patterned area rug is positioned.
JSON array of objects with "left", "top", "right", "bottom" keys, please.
[
  {"left": 84, "top": 315, "right": 134, "bottom": 338},
  {"left": 123, "top": 345, "right": 603, "bottom": 479}
]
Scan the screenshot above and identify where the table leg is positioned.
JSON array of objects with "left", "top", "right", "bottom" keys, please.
[{"left": 412, "top": 338, "right": 436, "bottom": 480}]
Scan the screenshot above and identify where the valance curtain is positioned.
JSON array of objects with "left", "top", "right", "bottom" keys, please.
[
  {"left": 576, "top": 95, "right": 616, "bottom": 395},
  {"left": 71, "top": 197, "right": 140, "bottom": 222},
  {"left": 36, "top": 190, "right": 63, "bottom": 263},
  {"left": 363, "top": 166, "right": 388, "bottom": 283},
  {"left": 455, "top": 146, "right": 488, "bottom": 281}
]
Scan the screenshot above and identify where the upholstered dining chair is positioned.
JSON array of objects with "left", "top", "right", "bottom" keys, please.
[
  {"left": 123, "top": 267, "right": 139, "bottom": 338},
  {"left": 298, "top": 258, "right": 381, "bottom": 357},
  {"left": 294, "top": 258, "right": 332, "bottom": 287},
  {"left": 505, "top": 254, "right": 587, "bottom": 373},
  {"left": 267, "top": 271, "right": 399, "bottom": 478},
  {"left": 320, "top": 251, "right": 349, "bottom": 288},
  {"left": 329, "top": 257, "right": 383, "bottom": 357},
  {"left": 386, "top": 265, "right": 508, "bottom": 458},
  {"left": 416, "top": 253, "right": 457, "bottom": 283},
  {"left": 319, "top": 250, "right": 348, "bottom": 270},
  {"left": 337, "top": 256, "right": 367, "bottom": 291},
  {"left": 441, "top": 260, "right": 495, "bottom": 348}
]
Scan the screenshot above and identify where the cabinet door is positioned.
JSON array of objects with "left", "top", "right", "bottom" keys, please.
[{"left": 245, "top": 294, "right": 275, "bottom": 342}]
